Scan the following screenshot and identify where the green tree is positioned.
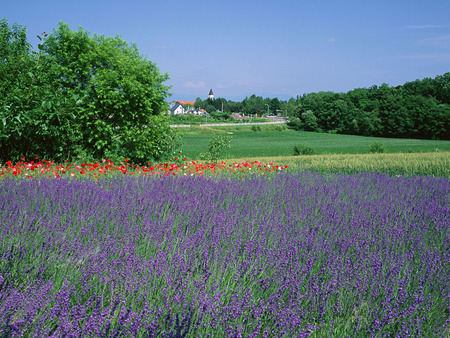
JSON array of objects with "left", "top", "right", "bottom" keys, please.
[
  {"left": 301, "top": 110, "right": 319, "bottom": 131},
  {"left": 213, "top": 97, "right": 228, "bottom": 112},
  {"left": 354, "top": 109, "right": 382, "bottom": 136},
  {"left": 0, "top": 18, "right": 37, "bottom": 160},
  {"left": 194, "top": 97, "right": 203, "bottom": 109},
  {"left": 205, "top": 104, "right": 217, "bottom": 113},
  {"left": 242, "top": 95, "right": 265, "bottom": 115},
  {"left": 286, "top": 97, "right": 297, "bottom": 118},
  {"left": 270, "top": 97, "right": 281, "bottom": 114},
  {"left": 0, "top": 18, "right": 34, "bottom": 108},
  {"left": 434, "top": 73, "right": 450, "bottom": 104},
  {"left": 1, "top": 20, "right": 177, "bottom": 163},
  {"left": 0, "top": 19, "right": 83, "bottom": 162},
  {"left": 228, "top": 101, "right": 243, "bottom": 113},
  {"left": 43, "top": 22, "right": 175, "bottom": 163}
]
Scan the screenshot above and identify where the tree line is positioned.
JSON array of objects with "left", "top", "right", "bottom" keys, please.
[
  {"left": 0, "top": 18, "right": 178, "bottom": 164},
  {"left": 193, "top": 96, "right": 283, "bottom": 117},
  {"left": 194, "top": 74, "right": 450, "bottom": 140}
]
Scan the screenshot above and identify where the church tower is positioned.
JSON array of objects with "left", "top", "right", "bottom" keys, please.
[{"left": 208, "top": 89, "right": 214, "bottom": 100}]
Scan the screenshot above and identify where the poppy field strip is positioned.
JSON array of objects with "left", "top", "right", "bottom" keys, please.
[
  {"left": 0, "top": 157, "right": 288, "bottom": 181},
  {"left": 0, "top": 172, "right": 449, "bottom": 336}
]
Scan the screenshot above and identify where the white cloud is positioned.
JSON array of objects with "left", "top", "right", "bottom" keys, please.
[
  {"left": 387, "top": 53, "right": 450, "bottom": 62},
  {"left": 182, "top": 81, "right": 206, "bottom": 88},
  {"left": 417, "top": 35, "right": 450, "bottom": 49},
  {"left": 404, "top": 25, "right": 449, "bottom": 29}
]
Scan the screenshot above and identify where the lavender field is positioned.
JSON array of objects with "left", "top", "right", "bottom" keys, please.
[{"left": 0, "top": 172, "right": 449, "bottom": 337}]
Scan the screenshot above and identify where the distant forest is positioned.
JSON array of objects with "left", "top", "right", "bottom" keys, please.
[{"left": 194, "top": 73, "right": 450, "bottom": 140}]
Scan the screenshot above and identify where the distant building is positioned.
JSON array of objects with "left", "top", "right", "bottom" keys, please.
[
  {"left": 168, "top": 102, "right": 185, "bottom": 115},
  {"left": 185, "top": 108, "right": 206, "bottom": 115},
  {"left": 168, "top": 101, "right": 206, "bottom": 115},
  {"left": 231, "top": 113, "right": 249, "bottom": 120},
  {"left": 208, "top": 89, "right": 214, "bottom": 100},
  {"left": 169, "top": 100, "right": 195, "bottom": 107}
]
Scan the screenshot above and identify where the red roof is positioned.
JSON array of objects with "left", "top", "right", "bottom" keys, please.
[{"left": 172, "top": 100, "right": 195, "bottom": 106}]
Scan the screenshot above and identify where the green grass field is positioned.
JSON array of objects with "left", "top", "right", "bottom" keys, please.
[{"left": 178, "top": 125, "right": 450, "bottom": 159}]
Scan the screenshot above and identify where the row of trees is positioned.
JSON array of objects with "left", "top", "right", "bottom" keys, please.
[
  {"left": 194, "top": 96, "right": 283, "bottom": 116},
  {"left": 193, "top": 74, "right": 449, "bottom": 139},
  {"left": 289, "top": 77, "right": 450, "bottom": 139},
  {"left": 1, "top": 19, "right": 179, "bottom": 164}
]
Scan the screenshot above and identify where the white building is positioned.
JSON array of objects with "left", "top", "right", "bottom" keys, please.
[{"left": 168, "top": 102, "right": 185, "bottom": 115}]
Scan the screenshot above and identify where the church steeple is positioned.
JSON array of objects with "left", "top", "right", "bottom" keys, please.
[{"left": 208, "top": 89, "right": 214, "bottom": 100}]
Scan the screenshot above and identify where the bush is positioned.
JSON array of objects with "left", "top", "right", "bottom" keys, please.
[
  {"left": 273, "top": 124, "right": 287, "bottom": 131},
  {"left": 251, "top": 125, "right": 262, "bottom": 132},
  {"left": 287, "top": 117, "right": 303, "bottom": 130},
  {"left": 209, "top": 111, "right": 231, "bottom": 120},
  {"left": 369, "top": 141, "right": 386, "bottom": 154},
  {"left": 293, "top": 144, "right": 315, "bottom": 155},
  {"left": 200, "top": 135, "right": 233, "bottom": 161}
]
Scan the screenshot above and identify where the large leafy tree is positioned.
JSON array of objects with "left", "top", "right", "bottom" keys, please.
[
  {"left": 242, "top": 95, "right": 265, "bottom": 115},
  {"left": 270, "top": 97, "right": 281, "bottom": 114},
  {"left": 0, "top": 18, "right": 33, "bottom": 107},
  {"left": 1, "top": 20, "right": 178, "bottom": 163},
  {"left": 0, "top": 18, "right": 36, "bottom": 158},
  {"left": 0, "top": 18, "right": 81, "bottom": 161},
  {"left": 43, "top": 22, "right": 176, "bottom": 163}
]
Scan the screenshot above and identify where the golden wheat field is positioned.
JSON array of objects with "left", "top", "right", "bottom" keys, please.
[{"left": 224, "top": 151, "right": 450, "bottom": 177}]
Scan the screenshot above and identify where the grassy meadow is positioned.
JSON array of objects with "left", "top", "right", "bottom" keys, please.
[{"left": 178, "top": 125, "right": 450, "bottom": 159}]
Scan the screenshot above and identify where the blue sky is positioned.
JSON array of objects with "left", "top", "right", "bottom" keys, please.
[{"left": 3, "top": 0, "right": 450, "bottom": 101}]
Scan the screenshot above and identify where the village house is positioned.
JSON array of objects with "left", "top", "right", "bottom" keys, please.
[
  {"left": 185, "top": 108, "right": 206, "bottom": 115},
  {"left": 168, "top": 90, "right": 214, "bottom": 115},
  {"left": 168, "top": 102, "right": 185, "bottom": 115},
  {"left": 168, "top": 100, "right": 205, "bottom": 115},
  {"left": 169, "top": 100, "right": 196, "bottom": 108}
]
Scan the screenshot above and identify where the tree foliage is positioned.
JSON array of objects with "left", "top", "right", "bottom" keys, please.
[
  {"left": 288, "top": 77, "right": 450, "bottom": 139},
  {"left": 1, "top": 19, "right": 177, "bottom": 163},
  {"left": 194, "top": 76, "right": 449, "bottom": 140},
  {"left": 0, "top": 19, "right": 80, "bottom": 161}
]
